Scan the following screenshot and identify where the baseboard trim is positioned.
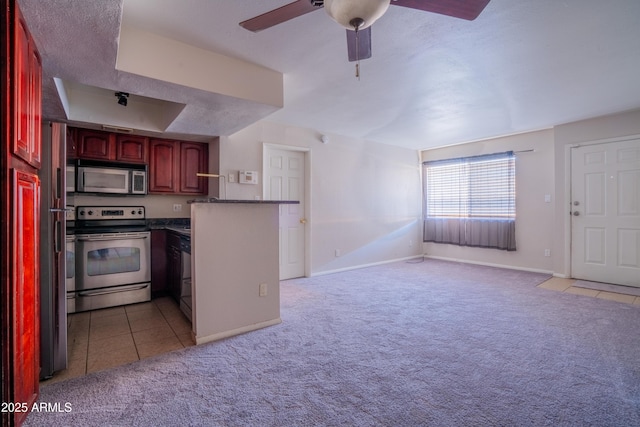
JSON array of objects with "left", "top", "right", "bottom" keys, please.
[
  {"left": 424, "top": 255, "right": 554, "bottom": 275},
  {"left": 310, "top": 255, "right": 425, "bottom": 277},
  {"left": 195, "top": 318, "right": 282, "bottom": 345}
]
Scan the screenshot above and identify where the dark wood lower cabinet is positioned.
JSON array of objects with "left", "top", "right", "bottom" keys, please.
[
  {"left": 151, "top": 229, "right": 184, "bottom": 302},
  {"left": 151, "top": 230, "right": 168, "bottom": 297},
  {"left": 167, "top": 233, "right": 182, "bottom": 303}
]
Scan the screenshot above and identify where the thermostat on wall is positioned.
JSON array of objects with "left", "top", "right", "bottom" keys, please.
[{"left": 239, "top": 170, "right": 258, "bottom": 184}]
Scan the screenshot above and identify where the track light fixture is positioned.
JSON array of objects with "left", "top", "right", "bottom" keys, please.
[{"left": 115, "top": 92, "right": 129, "bottom": 106}]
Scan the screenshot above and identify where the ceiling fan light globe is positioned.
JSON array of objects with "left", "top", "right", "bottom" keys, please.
[{"left": 324, "top": 0, "right": 390, "bottom": 30}]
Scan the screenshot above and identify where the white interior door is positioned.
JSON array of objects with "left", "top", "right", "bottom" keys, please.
[
  {"left": 264, "top": 147, "right": 306, "bottom": 279},
  {"left": 571, "top": 139, "right": 640, "bottom": 287}
]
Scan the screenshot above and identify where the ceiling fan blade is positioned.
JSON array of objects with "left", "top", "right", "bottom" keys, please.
[
  {"left": 391, "top": 0, "right": 491, "bottom": 21},
  {"left": 346, "top": 27, "right": 372, "bottom": 62},
  {"left": 239, "top": 0, "right": 321, "bottom": 32}
]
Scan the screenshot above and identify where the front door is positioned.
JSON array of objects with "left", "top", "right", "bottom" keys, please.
[
  {"left": 264, "top": 146, "right": 307, "bottom": 279},
  {"left": 570, "top": 139, "right": 640, "bottom": 287}
]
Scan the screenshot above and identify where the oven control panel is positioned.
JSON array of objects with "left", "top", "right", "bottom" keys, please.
[{"left": 77, "top": 206, "right": 145, "bottom": 220}]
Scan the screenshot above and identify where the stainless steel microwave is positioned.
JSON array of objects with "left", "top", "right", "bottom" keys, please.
[{"left": 76, "top": 165, "right": 147, "bottom": 195}]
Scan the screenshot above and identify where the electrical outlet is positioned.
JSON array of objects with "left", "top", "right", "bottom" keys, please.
[
  {"left": 259, "top": 283, "right": 268, "bottom": 297},
  {"left": 173, "top": 204, "right": 182, "bottom": 212},
  {"left": 544, "top": 249, "right": 551, "bottom": 257}
]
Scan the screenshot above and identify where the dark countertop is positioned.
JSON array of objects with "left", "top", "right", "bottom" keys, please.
[
  {"left": 188, "top": 198, "right": 299, "bottom": 204},
  {"left": 148, "top": 218, "right": 190, "bottom": 230},
  {"left": 165, "top": 226, "right": 191, "bottom": 237}
]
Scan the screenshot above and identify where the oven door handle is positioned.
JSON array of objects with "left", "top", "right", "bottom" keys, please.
[
  {"left": 76, "top": 235, "right": 149, "bottom": 242},
  {"left": 78, "top": 283, "right": 149, "bottom": 297}
]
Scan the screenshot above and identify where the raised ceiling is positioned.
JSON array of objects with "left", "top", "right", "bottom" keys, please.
[{"left": 17, "top": 0, "right": 640, "bottom": 149}]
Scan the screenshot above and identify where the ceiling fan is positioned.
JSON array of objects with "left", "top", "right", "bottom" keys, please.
[{"left": 240, "top": 0, "right": 491, "bottom": 74}]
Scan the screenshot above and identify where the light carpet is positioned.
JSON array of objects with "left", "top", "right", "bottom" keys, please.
[{"left": 25, "top": 259, "right": 640, "bottom": 426}]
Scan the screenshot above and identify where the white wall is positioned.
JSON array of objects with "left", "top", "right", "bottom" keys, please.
[
  {"left": 419, "top": 108, "right": 640, "bottom": 277},
  {"left": 192, "top": 202, "right": 281, "bottom": 343},
  {"left": 220, "top": 120, "right": 423, "bottom": 276},
  {"left": 420, "top": 129, "right": 556, "bottom": 273}
]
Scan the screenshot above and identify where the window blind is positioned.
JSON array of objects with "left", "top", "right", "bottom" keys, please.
[
  {"left": 424, "top": 152, "right": 515, "bottom": 219},
  {"left": 422, "top": 151, "right": 516, "bottom": 250}
]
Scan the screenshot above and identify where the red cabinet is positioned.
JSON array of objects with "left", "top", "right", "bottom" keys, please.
[
  {"left": 76, "top": 128, "right": 115, "bottom": 160},
  {"left": 116, "top": 134, "right": 148, "bottom": 164},
  {"left": 151, "top": 230, "right": 168, "bottom": 297},
  {"left": 180, "top": 142, "right": 208, "bottom": 194},
  {"left": 66, "top": 126, "right": 77, "bottom": 160},
  {"left": 13, "top": 11, "right": 41, "bottom": 169},
  {"left": 70, "top": 127, "right": 209, "bottom": 195},
  {"left": 149, "top": 139, "right": 180, "bottom": 193},
  {"left": 3, "top": 3, "right": 43, "bottom": 423},
  {"left": 74, "top": 128, "right": 148, "bottom": 164},
  {"left": 149, "top": 139, "right": 208, "bottom": 195},
  {"left": 166, "top": 232, "right": 182, "bottom": 302},
  {"left": 10, "top": 170, "right": 41, "bottom": 424}
]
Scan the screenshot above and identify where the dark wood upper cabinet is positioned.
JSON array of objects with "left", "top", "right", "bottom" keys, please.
[
  {"left": 148, "top": 139, "right": 180, "bottom": 193},
  {"left": 66, "top": 127, "right": 77, "bottom": 160},
  {"left": 180, "top": 142, "right": 208, "bottom": 194},
  {"left": 116, "top": 134, "right": 148, "bottom": 164},
  {"left": 69, "top": 126, "right": 209, "bottom": 195},
  {"left": 149, "top": 139, "right": 208, "bottom": 195},
  {"left": 76, "top": 129, "right": 115, "bottom": 161},
  {"left": 75, "top": 129, "right": 147, "bottom": 164}
]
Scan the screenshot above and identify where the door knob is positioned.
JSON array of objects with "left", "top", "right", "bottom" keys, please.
[
  {"left": 299, "top": 218, "right": 307, "bottom": 224},
  {"left": 573, "top": 211, "right": 580, "bottom": 216}
]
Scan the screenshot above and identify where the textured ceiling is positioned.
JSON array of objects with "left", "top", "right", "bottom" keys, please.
[{"left": 17, "top": 0, "right": 640, "bottom": 149}]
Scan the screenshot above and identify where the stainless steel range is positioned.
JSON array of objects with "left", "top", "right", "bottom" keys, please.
[{"left": 71, "top": 206, "right": 151, "bottom": 312}]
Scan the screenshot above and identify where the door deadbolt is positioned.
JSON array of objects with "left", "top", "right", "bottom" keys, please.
[
  {"left": 573, "top": 211, "right": 580, "bottom": 216},
  {"left": 573, "top": 201, "right": 580, "bottom": 206}
]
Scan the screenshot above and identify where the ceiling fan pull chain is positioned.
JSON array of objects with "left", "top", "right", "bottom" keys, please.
[{"left": 352, "top": 21, "right": 360, "bottom": 80}]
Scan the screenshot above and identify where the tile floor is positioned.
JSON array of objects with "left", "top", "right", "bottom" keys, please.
[
  {"left": 537, "top": 277, "right": 640, "bottom": 305},
  {"left": 41, "top": 297, "right": 194, "bottom": 385},
  {"left": 42, "top": 278, "right": 639, "bottom": 386}
]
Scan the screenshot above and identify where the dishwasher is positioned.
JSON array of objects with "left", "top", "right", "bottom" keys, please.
[{"left": 179, "top": 236, "right": 192, "bottom": 322}]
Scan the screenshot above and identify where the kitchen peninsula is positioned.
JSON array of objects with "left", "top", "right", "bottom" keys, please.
[{"left": 189, "top": 199, "right": 298, "bottom": 344}]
